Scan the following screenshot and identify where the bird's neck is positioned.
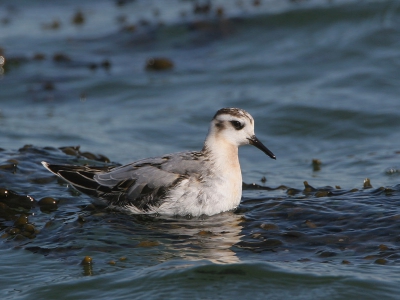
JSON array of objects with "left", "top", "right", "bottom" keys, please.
[
  {"left": 202, "top": 134, "right": 240, "bottom": 172},
  {"left": 202, "top": 132, "right": 243, "bottom": 208}
]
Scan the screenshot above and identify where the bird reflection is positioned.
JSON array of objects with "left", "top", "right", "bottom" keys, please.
[{"left": 143, "top": 212, "right": 243, "bottom": 264}]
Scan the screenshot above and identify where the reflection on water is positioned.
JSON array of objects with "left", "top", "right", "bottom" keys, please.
[
  {"left": 148, "top": 213, "right": 243, "bottom": 264},
  {"left": 20, "top": 207, "right": 243, "bottom": 265}
]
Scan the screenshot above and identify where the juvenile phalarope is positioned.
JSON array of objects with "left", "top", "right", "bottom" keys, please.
[{"left": 42, "top": 108, "right": 276, "bottom": 216}]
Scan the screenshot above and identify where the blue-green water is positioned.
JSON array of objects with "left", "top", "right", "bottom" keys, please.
[{"left": 1, "top": 0, "right": 400, "bottom": 299}]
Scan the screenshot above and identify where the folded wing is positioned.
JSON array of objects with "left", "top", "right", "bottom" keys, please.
[{"left": 42, "top": 151, "right": 207, "bottom": 212}]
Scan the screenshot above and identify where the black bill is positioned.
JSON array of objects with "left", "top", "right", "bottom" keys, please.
[{"left": 248, "top": 135, "right": 276, "bottom": 160}]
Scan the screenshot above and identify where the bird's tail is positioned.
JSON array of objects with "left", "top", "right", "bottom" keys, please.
[{"left": 41, "top": 161, "right": 112, "bottom": 197}]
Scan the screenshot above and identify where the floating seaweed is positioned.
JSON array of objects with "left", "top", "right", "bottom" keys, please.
[
  {"left": 145, "top": 57, "right": 174, "bottom": 71},
  {"left": 312, "top": 159, "right": 321, "bottom": 171},
  {"left": 72, "top": 10, "right": 85, "bottom": 25}
]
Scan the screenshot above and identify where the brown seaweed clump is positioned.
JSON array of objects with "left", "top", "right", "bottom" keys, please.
[
  {"left": 312, "top": 159, "right": 321, "bottom": 171},
  {"left": 72, "top": 11, "right": 85, "bottom": 25},
  {"left": 53, "top": 53, "right": 71, "bottom": 63},
  {"left": 58, "top": 146, "right": 110, "bottom": 163},
  {"left": 42, "top": 19, "right": 61, "bottom": 30},
  {"left": 81, "top": 256, "right": 93, "bottom": 265},
  {"left": 363, "top": 178, "right": 372, "bottom": 189},
  {"left": 2, "top": 212, "right": 38, "bottom": 240},
  {"left": 145, "top": 58, "right": 174, "bottom": 71}
]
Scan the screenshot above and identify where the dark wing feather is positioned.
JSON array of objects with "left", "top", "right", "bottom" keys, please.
[
  {"left": 42, "top": 162, "right": 114, "bottom": 197},
  {"left": 94, "top": 163, "right": 183, "bottom": 210}
]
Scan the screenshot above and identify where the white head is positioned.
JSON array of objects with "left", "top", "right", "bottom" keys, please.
[{"left": 205, "top": 108, "right": 276, "bottom": 159}]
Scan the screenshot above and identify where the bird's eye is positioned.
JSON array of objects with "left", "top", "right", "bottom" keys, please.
[{"left": 230, "top": 120, "right": 244, "bottom": 130}]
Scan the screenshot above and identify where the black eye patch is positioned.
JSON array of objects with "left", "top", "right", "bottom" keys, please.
[{"left": 230, "top": 120, "right": 244, "bottom": 130}]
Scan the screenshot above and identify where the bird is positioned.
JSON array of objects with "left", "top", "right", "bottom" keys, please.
[{"left": 42, "top": 108, "right": 276, "bottom": 216}]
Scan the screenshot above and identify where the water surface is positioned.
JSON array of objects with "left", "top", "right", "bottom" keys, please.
[{"left": 1, "top": 0, "right": 400, "bottom": 299}]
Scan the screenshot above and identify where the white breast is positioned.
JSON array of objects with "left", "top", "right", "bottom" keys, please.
[{"left": 156, "top": 144, "right": 243, "bottom": 216}]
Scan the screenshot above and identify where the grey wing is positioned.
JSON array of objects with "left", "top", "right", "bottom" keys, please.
[
  {"left": 43, "top": 152, "right": 209, "bottom": 212},
  {"left": 156, "top": 151, "right": 211, "bottom": 176},
  {"left": 94, "top": 153, "right": 204, "bottom": 211}
]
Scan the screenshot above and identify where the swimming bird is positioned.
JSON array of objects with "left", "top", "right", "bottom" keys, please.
[{"left": 42, "top": 108, "right": 276, "bottom": 216}]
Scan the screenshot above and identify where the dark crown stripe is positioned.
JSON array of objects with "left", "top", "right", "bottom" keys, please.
[{"left": 213, "top": 108, "right": 253, "bottom": 124}]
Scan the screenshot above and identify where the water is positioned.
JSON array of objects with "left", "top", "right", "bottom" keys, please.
[{"left": 1, "top": 0, "right": 400, "bottom": 298}]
